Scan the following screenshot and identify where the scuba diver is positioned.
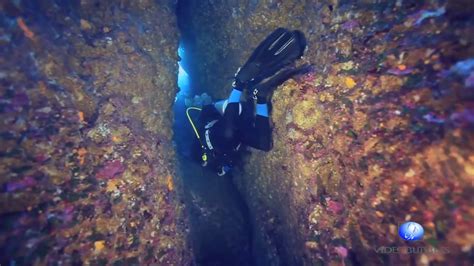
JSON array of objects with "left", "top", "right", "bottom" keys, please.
[{"left": 187, "top": 28, "right": 309, "bottom": 176}]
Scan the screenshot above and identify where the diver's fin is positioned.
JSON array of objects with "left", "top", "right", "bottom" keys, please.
[
  {"left": 252, "top": 64, "right": 312, "bottom": 99},
  {"left": 236, "top": 28, "right": 307, "bottom": 86}
]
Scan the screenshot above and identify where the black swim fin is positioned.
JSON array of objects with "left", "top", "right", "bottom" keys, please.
[
  {"left": 252, "top": 64, "right": 312, "bottom": 99},
  {"left": 235, "top": 28, "right": 307, "bottom": 87}
]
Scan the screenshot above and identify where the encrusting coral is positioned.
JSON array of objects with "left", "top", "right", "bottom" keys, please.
[{"left": 0, "top": 1, "right": 191, "bottom": 265}]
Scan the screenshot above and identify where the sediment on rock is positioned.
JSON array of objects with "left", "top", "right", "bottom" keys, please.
[{"left": 0, "top": 1, "right": 191, "bottom": 264}]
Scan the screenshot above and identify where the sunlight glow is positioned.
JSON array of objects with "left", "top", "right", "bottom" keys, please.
[{"left": 177, "top": 43, "right": 190, "bottom": 99}]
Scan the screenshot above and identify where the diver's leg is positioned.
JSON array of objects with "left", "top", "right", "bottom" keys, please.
[
  {"left": 254, "top": 97, "right": 272, "bottom": 151},
  {"left": 241, "top": 97, "right": 272, "bottom": 151},
  {"left": 241, "top": 65, "right": 311, "bottom": 151},
  {"left": 224, "top": 86, "right": 242, "bottom": 123},
  {"left": 221, "top": 86, "right": 242, "bottom": 138},
  {"left": 208, "top": 86, "right": 242, "bottom": 151}
]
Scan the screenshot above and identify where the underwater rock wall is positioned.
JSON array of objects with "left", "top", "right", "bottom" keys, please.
[
  {"left": 182, "top": 0, "right": 474, "bottom": 264},
  {"left": 0, "top": 1, "right": 192, "bottom": 264}
]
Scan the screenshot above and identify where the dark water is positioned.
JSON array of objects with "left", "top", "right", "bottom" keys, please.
[{"left": 174, "top": 3, "right": 255, "bottom": 263}]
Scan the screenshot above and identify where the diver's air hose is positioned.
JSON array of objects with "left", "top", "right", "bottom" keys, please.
[
  {"left": 186, "top": 107, "right": 202, "bottom": 140},
  {"left": 185, "top": 107, "right": 208, "bottom": 163}
]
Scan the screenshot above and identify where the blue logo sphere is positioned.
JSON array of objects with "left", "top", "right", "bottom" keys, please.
[{"left": 398, "top": 222, "right": 424, "bottom": 241}]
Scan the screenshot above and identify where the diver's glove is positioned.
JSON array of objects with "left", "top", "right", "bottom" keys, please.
[
  {"left": 217, "top": 165, "right": 232, "bottom": 176},
  {"left": 252, "top": 64, "right": 312, "bottom": 100},
  {"left": 234, "top": 28, "right": 307, "bottom": 90}
]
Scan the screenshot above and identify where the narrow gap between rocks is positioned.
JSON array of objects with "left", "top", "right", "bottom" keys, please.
[{"left": 173, "top": 1, "right": 255, "bottom": 265}]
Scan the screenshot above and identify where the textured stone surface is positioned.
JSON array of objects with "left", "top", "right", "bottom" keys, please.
[
  {"left": 0, "top": 1, "right": 191, "bottom": 265},
  {"left": 182, "top": 0, "right": 474, "bottom": 264}
]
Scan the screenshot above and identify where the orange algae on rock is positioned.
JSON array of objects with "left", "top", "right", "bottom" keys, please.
[
  {"left": 17, "top": 17, "right": 35, "bottom": 40},
  {"left": 398, "top": 64, "right": 407, "bottom": 71},
  {"left": 106, "top": 179, "right": 120, "bottom": 192},
  {"left": 80, "top": 19, "right": 93, "bottom": 31},
  {"left": 76, "top": 147, "right": 87, "bottom": 165},
  {"left": 167, "top": 175, "right": 174, "bottom": 191},
  {"left": 78, "top": 111, "right": 85, "bottom": 123},
  {"left": 94, "top": 240, "right": 106, "bottom": 252},
  {"left": 344, "top": 77, "right": 356, "bottom": 89}
]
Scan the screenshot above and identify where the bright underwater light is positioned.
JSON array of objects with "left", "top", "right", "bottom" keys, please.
[{"left": 177, "top": 43, "right": 190, "bottom": 99}]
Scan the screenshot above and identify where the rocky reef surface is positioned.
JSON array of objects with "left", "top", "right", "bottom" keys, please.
[
  {"left": 0, "top": 1, "right": 191, "bottom": 265},
  {"left": 181, "top": 0, "right": 474, "bottom": 265}
]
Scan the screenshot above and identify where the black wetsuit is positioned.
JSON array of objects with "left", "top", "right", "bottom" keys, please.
[{"left": 197, "top": 99, "right": 271, "bottom": 171}]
